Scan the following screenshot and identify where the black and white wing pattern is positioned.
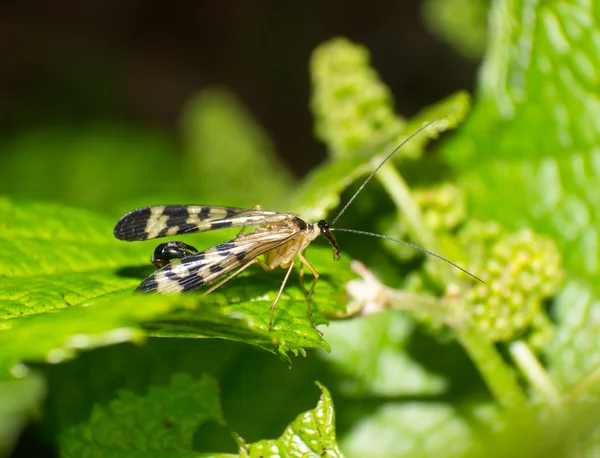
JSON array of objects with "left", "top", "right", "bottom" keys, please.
[
  {"left": 136, "top": 225, "right": 300, "bottom": 293},
  {"left": 114, "top": 205, "right": 294, "bottom": 241}
]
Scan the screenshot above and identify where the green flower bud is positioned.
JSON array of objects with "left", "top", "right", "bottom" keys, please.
[
  {"left": 381, "top": 183, "right": 466, "bottom": 262},
  {"left": 414, "top": 183, "right": 466, "bottom": 233},
  {"left": 454, "top": 222, "right": 563, "bottom": 342},
  {"left": 310, "top": 38, "right": 403, "bottom": 158}
]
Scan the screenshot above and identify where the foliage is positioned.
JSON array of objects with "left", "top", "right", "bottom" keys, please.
[
  {"left": 422, "top": 0, "right": 490, "bottom": 60},
  {"left": 1, "top": 1, "right": 600, "bottom": 457}
]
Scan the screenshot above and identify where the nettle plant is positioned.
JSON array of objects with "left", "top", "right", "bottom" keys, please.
[{"left": 1, "top": 2, "right": 600, "bottom": 457}]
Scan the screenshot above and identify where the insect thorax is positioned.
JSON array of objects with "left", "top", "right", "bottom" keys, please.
[{"left": 261, "top": 216, "right": 319, "bottom": 268}]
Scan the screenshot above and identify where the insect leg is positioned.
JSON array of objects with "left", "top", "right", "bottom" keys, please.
[
  {"left": 296, "top": 251, "right": 322, "bottom": 336},
  {"left": 298, "top": 261, "right": 306, "bottom": 291},
  {"left": 151, "top": 241, "right": 199, "bottom": 268},
  {"left": 269, "top": 259, "right": 296, "bottom": 331}
]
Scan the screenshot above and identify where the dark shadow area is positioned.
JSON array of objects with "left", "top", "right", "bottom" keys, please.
[
  {"left": 115, "top": 265, "right": 153, "bottom": 280},
  {"left": 0, "top": 0, "right": 477, "bottom": 176},
  {"left": 406, "top": 325, "right": 488, "bottom": 399},
  {"left": 10, "top": 423, "right": 57, "bottom": 458}
]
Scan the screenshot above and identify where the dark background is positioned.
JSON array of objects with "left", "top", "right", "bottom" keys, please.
[{"left": 0, "top": 0, "right": 477, "bottom": 175}]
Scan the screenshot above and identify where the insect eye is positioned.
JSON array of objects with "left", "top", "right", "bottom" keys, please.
[{"left": 317, "top": 220, "right": 329, "bottom": 231}]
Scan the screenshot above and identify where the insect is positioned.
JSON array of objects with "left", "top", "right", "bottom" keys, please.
[{"left": 114, "top": 118, "right": 482, "bottom": 333}]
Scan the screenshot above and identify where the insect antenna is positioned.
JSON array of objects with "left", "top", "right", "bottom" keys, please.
[
  {"left": 330, "top": 116, "right": 447, "bottom": 227},
  {"left": 327, "top": 115, "right": 484, "bottom": 284},
  {"left": 330, "top": 227, "right": 484, "bottom": 284}
]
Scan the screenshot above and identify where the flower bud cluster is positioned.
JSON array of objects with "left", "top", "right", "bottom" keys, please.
[
  {"left": 310, "top": 38, "right": 403, "bottom": 158},
  {"left": 455, "top": 222, "right": 563, "bottom": 341}
]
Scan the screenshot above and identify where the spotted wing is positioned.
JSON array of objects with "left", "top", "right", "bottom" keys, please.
[
  {"left": 114, "top": 205, "right": 294, "bottom": 241},
  {"left": 136, "top": 225, "right": 300, "bottom": 293}
]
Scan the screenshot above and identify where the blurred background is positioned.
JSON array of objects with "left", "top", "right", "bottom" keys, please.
[{"left": 0, "top": 0, "right": 485, "bottom": 211}]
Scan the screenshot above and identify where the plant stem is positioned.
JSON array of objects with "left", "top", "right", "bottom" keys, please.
[
  {"left": 457, "top": 325, "right": 527, "bottom": 409},
  {"left": 376, "top": 162, "right": 438, "bottom": 250},
  {"left": 375, "top": 162, "right": 448, "bottom": 282},
  {"left": 567, "top": 364, "right": 600, "bottom": 402},
  {"left": 509, "top": 340, "right": 560, "bottom": 406}
]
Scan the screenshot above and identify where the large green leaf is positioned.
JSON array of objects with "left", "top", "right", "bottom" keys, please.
[
  {"left": 181, "top": 88, "right": 295, "bottom": 207},
  {"left": 0, "top": 126, "right": 180, "bottom": 213},
  {"left": 0, "top": 198, "right": 356, "bottom": 372},
  {"left": 442, "top": 0, "right": 600, "bottom": 291}
]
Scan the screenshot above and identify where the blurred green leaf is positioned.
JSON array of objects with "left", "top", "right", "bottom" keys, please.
[
  {"left": 422, "top": 0, "right": 489, "bottom": 60},
  {"left": 319, "top": 311, "right": 447, "bottom": 397},
  {"left": 0, "top": 125, "right": 180, "bottom": 212},
  {"left": 462, "top": 399, "right": 600, "bottom": 458},
  {"left": 339, "top": 400, "right": 495, "bottom": 458},
  {"left": 235, "top": 382, "right": 342, "bottom": 457},
  {"left": 441, "top": 1, "right": 600, "bottom": 291},
  {"left": 181, "top": 87, "right": 295, "bottom": 207},
  {"left": 546, "top": 280, "right": 600, "bottom": 395},
  {"left": 60, "top": 373, "right": 224, "bottom": 457}
]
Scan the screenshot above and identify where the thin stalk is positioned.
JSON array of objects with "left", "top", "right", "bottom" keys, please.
[
  {"left": 375, "top": 162, "right": 448, "bottom": 282},
  {"left": 509, "top": 340, "right": 560, "bottom": 406},
  {"left": 457, "top": 325, "right": 528, "bottom": 409}
]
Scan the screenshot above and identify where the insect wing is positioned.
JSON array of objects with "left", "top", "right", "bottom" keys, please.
[
  {"left": 136, "top": 226, "right": 300, "bottom": 293},
  {"left": 114, "top": 205, "right": 293, "bottom": 241}
]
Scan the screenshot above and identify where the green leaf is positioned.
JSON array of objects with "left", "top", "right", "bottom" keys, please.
[
  {"left": 395, "top": 90, "right": 471, "bottom": 160},
  {"left": 60, "top": 376, "right": 341, "bottom": 458},
  {"left": 235, "top": 382, "right": 343, "bottom": 457},
  {"left": 546, "top": 280, "right": 600, "bottom": 394},
  {"left": 0, "top": 126, "right": 179, "bottom": 212},
  {"left": 318, "top": 311, "right": 447, "bottom": 397},
  {"left": 461, "top": 400, "right": 600, "bottom": 458},
  {"left": 181, "top": 87, "right": 295, "bottom": 207},
  {"left": 59, "top": 373, "right": 224, "bottom": 457},
  {"left": 0, "top": 198, "right": 148, "bottom": 316},
  {"left": 440, "top": 1, "right": 600, "bottom": 293},
  {"left": 339, "top": 400, "right": 494, "bottom": 458},
  {"left": 422, "top": 0, "right": 489, "bottom": 60},
  {"left": 0, "top": 198, "right": 355, "bottom": 371}
]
